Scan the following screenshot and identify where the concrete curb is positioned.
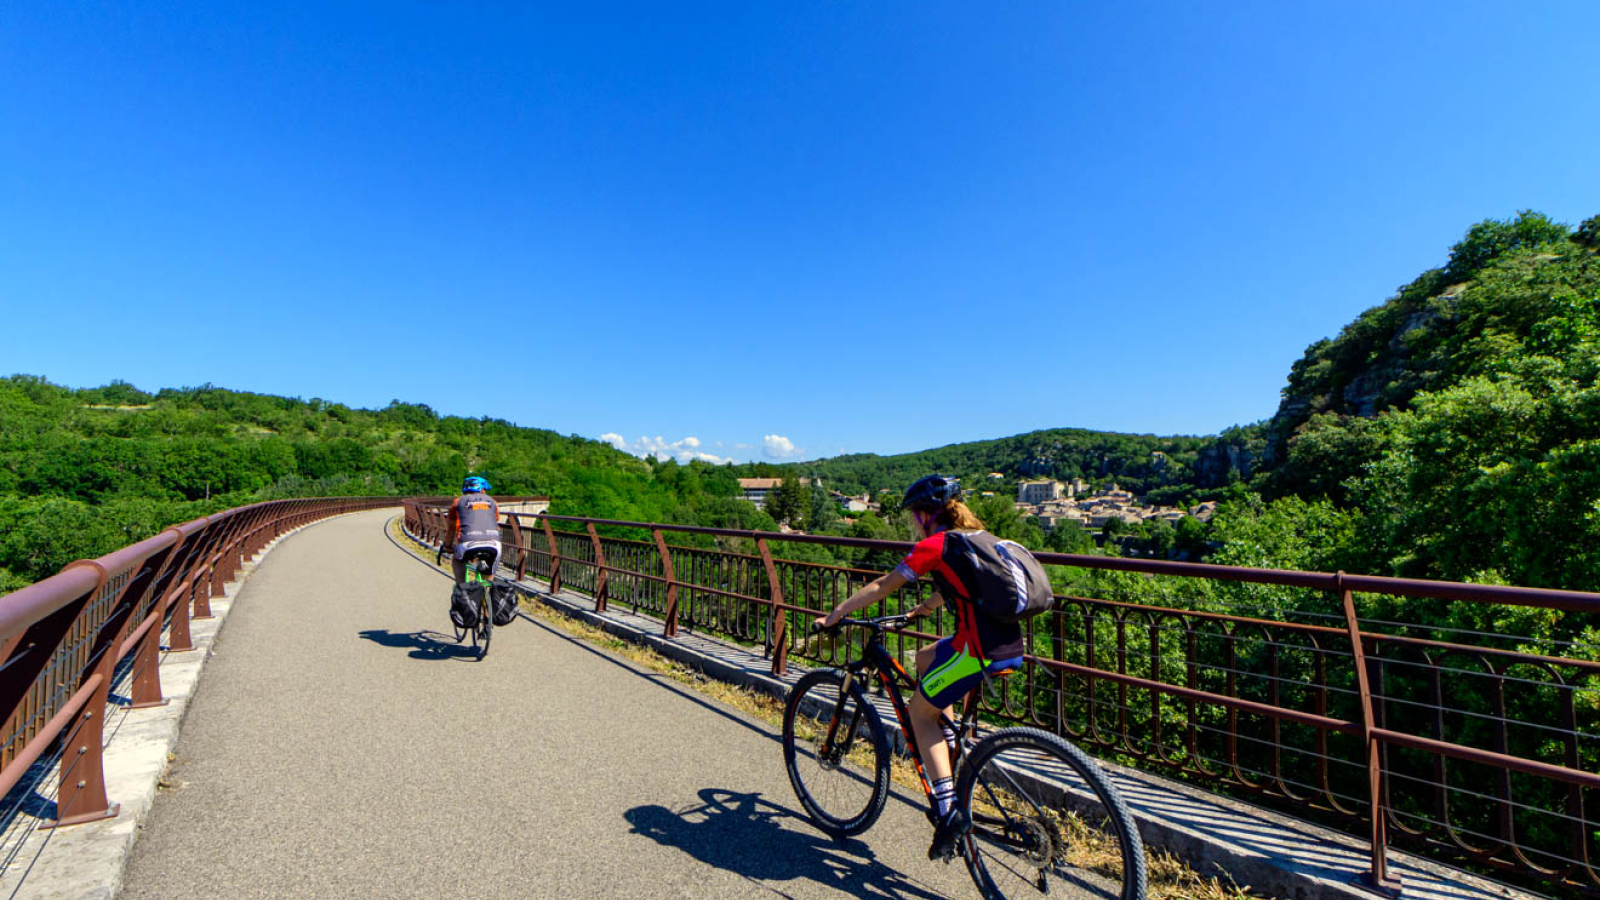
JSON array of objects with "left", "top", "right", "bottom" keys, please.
[
  {"left": 0, "top": 510, "right": 392, "bottom": 900},
  {"left": 397, "top": 521, "right": 1534, "bottom": 900}
]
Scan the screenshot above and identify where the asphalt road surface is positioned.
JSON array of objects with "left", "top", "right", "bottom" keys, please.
[{"left": 119, "top": 510, "right": 976, "bottom": 899}]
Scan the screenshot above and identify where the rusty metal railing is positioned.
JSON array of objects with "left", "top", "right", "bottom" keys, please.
[
  {"left": 0, "top": 498, "right": 396, "bottom": 836},
  {"left": 404, "top": 500, "right": 1600, "bottom": 897}
]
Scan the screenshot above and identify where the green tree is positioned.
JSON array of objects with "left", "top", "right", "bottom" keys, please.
[
  {"left": 1444, "top": 210, "right": 1570, "bottom": 281},
  {"left": 806, "top": 482, "right": 837, "bottom": 531},
  {"left": 1043, "top": 522, "right": 1093, "bottom": 554},
  {"left": 1145, "top": 518, "right": 1176, "bottom": 558},
  {"left": 766, "top": 474, "right": 807, "bottom": 528}
]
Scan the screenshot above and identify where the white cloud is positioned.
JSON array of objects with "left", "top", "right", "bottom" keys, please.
[
  {"left": 762, "top": 434, "right": 804, "bottom": 460},
  {"left": 601, "top": 433, "right": 732, "bottom": 465}
]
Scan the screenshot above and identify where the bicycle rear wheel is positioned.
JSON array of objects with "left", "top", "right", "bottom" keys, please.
[
  {"left": 781, "top": 669, "right": 890, "bottom": 838},
  {"left": 476, "top": 595, "right": 492, "bottom": 659},
  {"left": 957, "top": 727, "right": 1145, "bottom": 900}
]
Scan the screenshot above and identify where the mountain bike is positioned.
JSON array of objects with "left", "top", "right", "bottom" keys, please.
[
  {"left": 782, "top": 614, "right": 1146, "bottom": 900},
  {"left": 441, "top": 548, "right": 495, "bottom": 660}
]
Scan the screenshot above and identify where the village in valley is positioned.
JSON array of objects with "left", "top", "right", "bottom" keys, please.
[
  {"left": 997, "top": 476, "right": 1217, "bottom": 533},
  {"left": 735, "top": 475, "right": 1217, "bottom": 539}
]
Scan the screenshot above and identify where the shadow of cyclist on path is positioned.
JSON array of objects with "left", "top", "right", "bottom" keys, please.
[
  {"left": 625, "top": 789, "right": 951, "bottom": 900},
  {"left": 356, "top": 628, "right": 478, "bottom": 661}
]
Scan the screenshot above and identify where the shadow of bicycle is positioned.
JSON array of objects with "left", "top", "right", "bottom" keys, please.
[
  {"left": 625, "top": 789, "right": 952, "bottom": 900},
  {"left": 356, "top": 628, "right": 477, "bottom": 661}
]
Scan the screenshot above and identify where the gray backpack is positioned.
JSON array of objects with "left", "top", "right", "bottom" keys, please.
[{"left": 942, "top": 531, "right": 1055, "bottom": 624}]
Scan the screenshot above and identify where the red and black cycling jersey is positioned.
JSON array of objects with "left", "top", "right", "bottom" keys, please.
[{"left": 894, "top": 530, "right": 1025, "bottom": 662}]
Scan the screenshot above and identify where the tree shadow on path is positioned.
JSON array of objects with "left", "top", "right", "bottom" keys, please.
[
  {"left": 626, "top": 788, "right": 953, "bottom": 900},
  {"left": 357, "top": 628, "right": 478, "bottom": 661}
]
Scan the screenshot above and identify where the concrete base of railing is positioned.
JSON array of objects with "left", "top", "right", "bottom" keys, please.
[
  {"left": 395, "top": 520, "right": 1538, "bottom": 900},
  {"left": 0, "top": 510, "right": 387, "bottom": 900}
]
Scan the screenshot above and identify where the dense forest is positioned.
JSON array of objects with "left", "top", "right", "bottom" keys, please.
[{"left": 0, "top": 379, "right": 777, "bottom": 592}]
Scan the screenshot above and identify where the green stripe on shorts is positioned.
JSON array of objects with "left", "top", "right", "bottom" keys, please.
[{"left": 920, "top": 648, "right": 983, "bottom": 699}]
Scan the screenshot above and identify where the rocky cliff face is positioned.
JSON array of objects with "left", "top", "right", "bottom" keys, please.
[
  {"left": 1262, "top": 275, "right": 1452, "bottom": 463},
  {"left": 1194, "top": 435, "right": 1273, "bottom": 487}
]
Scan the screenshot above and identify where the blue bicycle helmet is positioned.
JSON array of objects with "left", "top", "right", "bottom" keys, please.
[
  {"left": 901, "top": 474, "right": 961, "bottom": 510},
  {"left": 462, "top": 475, "right": 491, "bottom": 494}
]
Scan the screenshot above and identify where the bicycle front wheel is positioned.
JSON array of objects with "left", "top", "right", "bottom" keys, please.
[
  {"left": 781, "top": 669, "right": 890, "bottom": 838},
  {"left": 957, "top": 727, "right": 1146, "bottom": 900}
]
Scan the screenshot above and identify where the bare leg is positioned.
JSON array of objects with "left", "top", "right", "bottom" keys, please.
[
  {"left": 912, "top": 642, "right": 954, "bottom": 784},
  {"left": 451, "top": 557, "right": 466, "bottom": 584},
  {"left": 911, "top": 693, "right": 953, "bottom": 784}
]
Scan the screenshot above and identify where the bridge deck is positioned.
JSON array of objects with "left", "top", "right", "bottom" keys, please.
[{"left": 117, "top": 510, "right": 971, "bottom": 899}]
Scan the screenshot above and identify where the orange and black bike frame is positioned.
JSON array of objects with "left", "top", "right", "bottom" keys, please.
[{"left": 822, "top": 625, "right": 983, "bottom": 805}]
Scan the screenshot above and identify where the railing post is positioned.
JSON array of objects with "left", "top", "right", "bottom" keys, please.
[
  {"left": 587, "top": 523, "right": 609, "bottom": 613},
  {"left": 47, "top": 562, "right": 120, "bottom": 828},
  {"left": 127, "top": 539, "right": 181, "bottom": 708},
  {"left": 509, "top": 515, "right": 529, "bottom": 581},
  {"left": 167, "top": 576, "right": 195, "bottom": 651},
  {"left": 194, "top": 564, "right": 216, "bottom": 619},
  {"left": 1339, "top": 571, "right": 1401, "bottom": 897},
  {"left": 758, "top": 539, "right": 789, "bottom": 676},
  {"left": 656, "top": 529, "right": 679, "bottom": 638},
  {"left": 128, "top": 605, "right": 169, "bottom": 709},
  {"left": 543, "top": 517, "right": 562, "bottom": 595}
]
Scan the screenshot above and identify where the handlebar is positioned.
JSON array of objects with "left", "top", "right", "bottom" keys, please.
[{"left": 812, "top": 613, "right": 913, "bottom": 637}]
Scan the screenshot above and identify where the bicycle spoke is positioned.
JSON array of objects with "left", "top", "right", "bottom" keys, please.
[
  {"left": 961, "top": 730, "right": 1144, "bottom": 900},
  {"left": 782, "top": 669, "right": 890, "bottom": 837}
]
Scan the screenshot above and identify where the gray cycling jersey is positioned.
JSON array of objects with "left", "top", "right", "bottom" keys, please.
[{"left": 454, "top": 493, "right": 500, "bottom": 544}]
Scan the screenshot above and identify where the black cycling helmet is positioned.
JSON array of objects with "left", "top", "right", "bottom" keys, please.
[{"left": 901, "top": 474, "right": 961, "bottom": 510}]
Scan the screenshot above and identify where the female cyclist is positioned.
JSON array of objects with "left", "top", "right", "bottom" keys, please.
[{"left": 813, "top": 474, "right": 1025, "bottom": 861}]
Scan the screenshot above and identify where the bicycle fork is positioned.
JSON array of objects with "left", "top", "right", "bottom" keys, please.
[{"left": 819, "top": 669, "right": 868, "bottom": 766}]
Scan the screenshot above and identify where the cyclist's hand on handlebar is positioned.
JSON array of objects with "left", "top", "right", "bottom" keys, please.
[
  {"left": 812, "top": 612, "right": 841, "bottom": 633},
  {"left": 906, "top": 601, "right": 935, "bottom": 619}
]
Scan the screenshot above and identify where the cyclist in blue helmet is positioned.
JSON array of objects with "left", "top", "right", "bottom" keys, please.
[
  {"left": 814, "top": 474, "right": 1025, "bottom": 860},
  {"left": 447, "top": 475, "right": 500, "bottom": 584}
]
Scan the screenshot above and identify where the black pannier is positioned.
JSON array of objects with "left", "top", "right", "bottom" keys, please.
[
  {"left": 450, "top": 582, "right": 483, "bottom": 629},
  {"left": 491, "top": 583, "right": 519, "bottom": 626}
]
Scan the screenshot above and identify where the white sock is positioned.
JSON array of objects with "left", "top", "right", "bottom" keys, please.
[{"left": 932, "top": 777, "right": 955, "bottom": 817}]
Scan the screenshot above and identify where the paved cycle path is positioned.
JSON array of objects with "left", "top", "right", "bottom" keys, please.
[{"left": 119, "top": 510, "right": 975, "bottom": 900}]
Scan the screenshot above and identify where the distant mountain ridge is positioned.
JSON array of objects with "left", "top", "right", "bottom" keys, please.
[{"left": 770, "top": 425, "right": 1264, "bottom": 506}]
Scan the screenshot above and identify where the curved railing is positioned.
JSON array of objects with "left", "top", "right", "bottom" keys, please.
[
  {"left": 0, "top": 498, "right": 396, "bottom": 832},
  {"left": 405, "top": 500, "right": 1600, "bottom": 897}
]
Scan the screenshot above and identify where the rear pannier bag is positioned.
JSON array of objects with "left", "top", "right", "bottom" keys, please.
[
  {"left": 491, "top": 583, "right": 519, "bottom": 626},
  {"left": 450, "top": 582, "right": 483, "bottom": 629},
  {"left": 944, "top": 530, "right": 1055, "bottom": 624}
]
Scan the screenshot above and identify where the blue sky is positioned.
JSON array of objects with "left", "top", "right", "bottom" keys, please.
[{"left": 3, "top": 3, "right": 1598, "bottom": 463}]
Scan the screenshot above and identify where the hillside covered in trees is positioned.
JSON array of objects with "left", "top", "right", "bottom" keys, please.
[
  {"left": 773, "top": 427, "right": 1258, "bottom": 508},
  {"left": 1248, "top": 210, "right": 1600, "bottom": 590},
  {"left": 0, "top": 379, "right": 775, "bottom": 591},
  {"left": 770, "top": 210, "right": 1600, "bottom": 593}
]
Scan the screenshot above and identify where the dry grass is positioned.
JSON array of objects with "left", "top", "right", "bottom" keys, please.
[{"left": 387, "top": 516, "right": 1264, "bottom": 900}]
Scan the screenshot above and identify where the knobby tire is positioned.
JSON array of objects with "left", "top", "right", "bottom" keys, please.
[
  {"left": 781, "top": 669, "right": 891, "bottom": 838},
  {"left": 956, "top": 727, "right": 1146, "bottom": 900}
]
